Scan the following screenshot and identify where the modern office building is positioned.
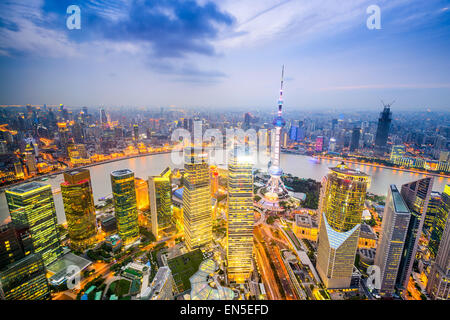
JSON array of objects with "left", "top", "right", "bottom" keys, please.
[
  {"left": 110, "top": 169, "right": 140, "bottom": 245},
  {"left": 5, "top": 182, "right": 63, "bottom": 267},
  {"left": 0, "top": 253, "right": 50, "bottom": 300},
  {"left": 425, "top": 191, "right": 442, "bottom": 234},
  {"left": 395, "top": 177, "right": 433, "bottom": 292},
  {"left": 148, "top": 167, "right": 173, "bottom": 239},
  {"left": 0, "top": 223, "right": 33, "bottom": 270},
  {"left": 135, "top": 178, "right": 149, "bottom": 212},
  {"left": 182, "top": 147, "right": 212, "bottom": 251},
  {"left": 350, "top": 127, "right": 360, "bottom": 152},
  {"left": 61, "top": 169, "right": 97, "bottom": 251},
  {"left": 426, "top": 185, "right": 450, "bottom": 300},
  {"left": 429, "top": 185, "right": 450, "bottom": 259},
  {"left": 226, "top": 147, "right": 254, "bottom": 283},
  {"left": 375, "top": 104, "right": 392, "bottom": 148},
  {"left": 374, "top": 185, "right": 411, "bottom": 297},
  {"left": 316, "top": 162, "right": 370, "bottom": 289},
  {"left": 390, "top": 145, "right": 406, "bottom": 163}
]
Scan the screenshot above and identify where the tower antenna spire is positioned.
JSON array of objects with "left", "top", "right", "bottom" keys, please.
[{"left": 278, "top": 65, "right": 284, "bottom": 115}]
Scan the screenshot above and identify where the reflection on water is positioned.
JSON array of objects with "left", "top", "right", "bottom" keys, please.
[{"left": 0, "top": 153, "right": 448, "bottom": 224}]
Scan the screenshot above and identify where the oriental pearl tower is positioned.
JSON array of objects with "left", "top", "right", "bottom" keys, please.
[{"left": 264, "top": 66, "right": 288, "bottom": 201}]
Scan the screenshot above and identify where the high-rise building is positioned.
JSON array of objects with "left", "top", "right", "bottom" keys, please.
[
  {"left": 429, "top": 185, "right": 450, "bottom": 259},
  {"left": 350, "top": 128, "right": 361, "bottom": 152},
  {"left": 6, "top": 182, "right": 63, "bottom": 267},
  {"left": 374, "top": 185, "right": 411, "bottom": 297},
  {"left": 0, "top": 253, "right": 50, "bottom": 300},
  {"left": 0, "top": 223, "right": 33, "bottom": 270},
  {"left": 425, "top": 191, "right": 442, "bottom": 234},
  {"left": 395, "top": 177, "right": 434, "bottom": 292},
  {"left": 315, "top": 136, "right": 324, "bottom": 152},
  {"left": 182, "top": 147, "right": 212, "bottom": 251},
  {"left": 148, "top": 167, "right": 173, "bottom": 239},
  {"left": 111, "top": 169, "right": 140, "bottom": 245},
  {"left": 61, "top": 169, "right": 97, "bottom": 251},
  {"left": 226, "top": 147, "right": 254, "bottom": 283},
  {"left": 316, "top": 162, "right": 370, "bottom": 289},
  {"left": 375, "top": 105, "right": 392, "bottom": 148},
  {"left": 426, "top": 185, "right": 450, "bottom": 300},
  {"left": 135, "top": 178, "right": 149, "bottom": 211}
]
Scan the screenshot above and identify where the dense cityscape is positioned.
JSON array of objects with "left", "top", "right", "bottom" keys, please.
[{"left": 0, "top": 0, "right": 449, "bottom": 309}]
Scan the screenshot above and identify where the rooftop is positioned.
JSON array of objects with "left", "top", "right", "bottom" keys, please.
[
  {"left": 6, "top": 181, "right": 50, "bottom": 195},
  {"left": 111, "top": 169, "right": 134, "bottom": 177},
  {"left": 390, "top": 185, "right": 409, "bottom": 213}
]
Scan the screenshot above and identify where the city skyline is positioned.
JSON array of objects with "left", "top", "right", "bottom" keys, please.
[{"left": 0, "top": 1, "right": 449, "bottom": 109}]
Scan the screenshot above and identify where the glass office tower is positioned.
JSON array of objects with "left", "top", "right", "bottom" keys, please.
[
  {"left": 429, "top": 185, "right": 450, "bottom": 258},
  {"left": 182, "top": 147, "right": 212, "bottom": 251},
  {"left": 5, "top": 182, "right": 62, "bottom": 267},
  {"left": 226, "top": 147, "right": 254, "bottom": 283},
  {"left": 396, "top": 177, "right": 433, "bottom": 292},
  {"left": 374, "top": 185, "right": 411, "bottom": 297},
  {"left": 426, "top": 184, "right": 450, "bottom": 300},
  {"left": 0, "top": 253, "right": 50, "bottom": 300},
  {"left": 316, "top": 162, "right": 370, "bottom": 289},
  {"left": 149, "top": 167, "right": 173, "bottom": 239},
  {"left": 111, "top": 169, "right": 140, "bottom": 245},
  {"left": 61, "top": 169, "right": 97, "bottom": 251}
]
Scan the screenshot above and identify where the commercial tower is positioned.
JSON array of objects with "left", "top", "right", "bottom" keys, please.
[
  {"left": 61, "top": 169, "right": 97, "bottom": 251},
  {"left": 395, "top": 177, "right": 433, "bottom": 292},
  {"left": 5, "top": 182, "right": 62, "bottom": 267},
  {"left": 429, "top": 185, "right": 450, "bottom": 258},
  {"left": 0, "top": 253, "right": 50, "bottom": 300},
  {"left": 374, "top": 185, "right": 411, "bottom": 297},
  {"left": 265, "top": 66, "right": 288, "bottom": 199},
  {"left": 427, "top": 186, "right": 450, "bottom": 299},
  {"left": 183, "top": 147, "right": 212, "bottom": 251},
  {"left": 226, "top": 147, "right": 254, "bottom": 283},
  {"left": 374, "top": 103, "right": 393, "bottom": 148},
  {"left": 316, "top": 163, "right": 370, "bottom": 289},
  {"left": 111, "top": 169, "right": 140, "bottom": 245},
  {"left": 149, "top": 167, "right": 173, "bottom": 239}
]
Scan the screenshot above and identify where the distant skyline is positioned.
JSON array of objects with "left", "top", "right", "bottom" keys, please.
[{"left": 0, "top": 0, "right": 449, "bottom": 110}]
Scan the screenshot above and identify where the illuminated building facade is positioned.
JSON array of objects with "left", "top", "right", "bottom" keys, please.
[
  {"left": 111, "top": 169, "right": 140, "bottom": 245},
  {"left": 426, "top": 185, "right": 450, "bottom": 300},
  {"left": 425, "top": 191, "right": 442, "bottom": 236},
  {"left": 316, "top": 163, "right": 370, "bottom": 289},
  {"left": 182, "top": 148, "right": 212, "bottom": 251},
  {"left": 149, "top": 167, "right": 173, "bottom": 239},
  {"left": 0, "top": 253, "right": 50, "bottom": 300},
  {"left": 396, "top": 177, "right": 433, "bottom": 292},
  {"left": 226, "top": 147, "right": 254, "bottom": 283},
  {"left": 135, "top": 178, "right": 149, "bottom": 211},
  {"left": 429, "top": 185, "right": 450, "bottom": 258},
  {"left": 210, "top": 166, "right": 219, "bottom": 197},
  {"left": 61, "top": 169, "right": 97, "bottom": 251},
  {"left": 6, "top": 182, "right": 63, "bottom": 267},
  {"left": 374, "top": 185, "right": 411, "bottom": 297},
  {"left": 390, "top": 145, "right": 406, "bottom": 163},
  {"left": 0, "top": 223, "right": 33, "bottom": 270}
]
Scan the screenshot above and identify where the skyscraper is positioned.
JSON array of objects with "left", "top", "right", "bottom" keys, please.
[
  {"left": 426, "top": 185, "right": 450, "bottom": 300},
  {"left": 149, "top": 167, "right": 173, "bottom": 239},
  {"left": 61, "top": 169, "right": 97, "bottom": 251},
  {"left": 429, "top": 185, "right": 450, "bottom": 259},
  {"left": 6, "top": 182, "right": 63, "bottom": 267},
  {"left": 183, "top": 147, "right": 212, "bottom": 251},
  {"left": 374, "top": 185, "right": 411, "bottom": 297},
  {"left": 375, "top": 104, "right": 392, "bottom": 148},
  {"left": 0, "top": 253, "right": 50, "bottom": 300},
  {"left": 226, "top": 147, "right": 254, "bottom": 283},
  {"left": 350, "top": 127, "right": 361, "bottom": 152},
  {"left": 395, "top": 177, "right": 434, "bottom": 292},
  {"left": 316, "top": 163, "right": 370, "bottom": 289},
  {"left": 0, "top": 223, "right": 33, "bottom": 270},
  {"left": 111, "top": 169, "right": 140, "bottom": 245}
]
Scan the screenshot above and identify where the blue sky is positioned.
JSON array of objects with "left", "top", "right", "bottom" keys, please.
[{"left": 0, "top": 0, "right": 449, "bottom": 111}]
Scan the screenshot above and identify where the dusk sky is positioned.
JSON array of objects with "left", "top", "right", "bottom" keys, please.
[{"left": 0, "top": 0, "right": 449, "bottom": 111}]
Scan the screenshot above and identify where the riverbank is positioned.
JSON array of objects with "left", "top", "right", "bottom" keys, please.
[
  {"left": 314, "top": 155, "right": 450, "bottom": 179},
  {"left": 0, "top": 150, "right": 172, "bottom": 192}
]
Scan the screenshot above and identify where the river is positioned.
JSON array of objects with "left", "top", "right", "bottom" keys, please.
[{"left": 1, "top": 153, "right": 448, "bottom": 223}]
